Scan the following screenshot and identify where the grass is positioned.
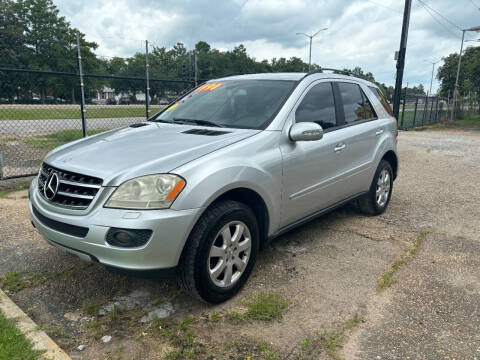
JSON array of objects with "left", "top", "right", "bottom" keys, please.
[
  {"left": 0, "top": 271, "right": 47, "bottom": 293},
  {"left": 0, "top": 182, "right": 31, "bottom": 199},
  {"left": 209, "top": 311, "right": 220, "bottom": 323},
  {"left": 0, "top": 106, "right": 164, "bottom": 121},
  {"left": 242, "top": 292, "right": 290, "bottom": 321},
  {"left": 226, "top": 292, "right": 290, "bottom": 322},
  {"left": 152, "top": 316, "right": 205, "bottom": 360},
  {"left": 426, "top": 114, "right": 480, "bottom": 130},
  {"left": 0, "top": 271, "right": 26, "bottom": 293},
  {"left": 301, "top": 313, "right": 363, "bottom": 360},
  {"left": 81, "top": 300, "right": 124, "bottom": 339},
  {"left": 0, "top": 136, "right": 18, "bottom": 145},
  {"left": 25, "top": 128, "right": 106, "bottom": 150},
  {"left": 0, "top": 311, "right": 45, "bottom": 360},
  {"left": 377, "top": 230, "right": 428, "bottom": 290}
]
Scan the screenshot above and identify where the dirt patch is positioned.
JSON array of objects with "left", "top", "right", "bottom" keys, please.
[{"left": 1, "top": 129, "right": 479, "bottom": 359}]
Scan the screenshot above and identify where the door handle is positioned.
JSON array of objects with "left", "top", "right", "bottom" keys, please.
[
  {"left": 334, "top": 143, "right": 346, "bottom": 152},
  {"left": 375, "top": 129, "right": 384, "bottom": 136}
]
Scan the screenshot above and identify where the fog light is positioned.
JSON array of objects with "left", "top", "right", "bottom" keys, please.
[
  {"left": 106, "top": 228, "right": 152, "bottom": 248},
  {"left": 114, "top": 231, "right": 132, "bottom": 244}
]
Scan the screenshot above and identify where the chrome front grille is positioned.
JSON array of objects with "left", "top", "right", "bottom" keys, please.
[{"left": 37, "top": 163, "right": 103, "bottom": 209}]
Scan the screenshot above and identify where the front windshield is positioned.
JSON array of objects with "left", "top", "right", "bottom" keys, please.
[{"left": 152, "top": 80, "right": 296, "bottom": 129}]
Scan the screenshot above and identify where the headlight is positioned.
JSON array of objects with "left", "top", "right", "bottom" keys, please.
[{"left": 104, "top": 174, "right": 186, "bottom": 210}]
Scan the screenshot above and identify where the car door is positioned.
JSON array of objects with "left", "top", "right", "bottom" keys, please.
[
  {"left": 279, "top": 81, "right": 352, "bottom": 227},
  {"left": 332, "top": 82, "right": 384, "bottom": 197}
]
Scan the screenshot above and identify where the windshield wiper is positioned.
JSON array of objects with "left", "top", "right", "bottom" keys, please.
[{"left": 172, "top": 118, "right": 224, "bottom": 128}]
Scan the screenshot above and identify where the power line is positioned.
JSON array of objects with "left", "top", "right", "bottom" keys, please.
[
  {"left": 365, "top": 0, "right": 403, "bottom": 14},
  {"left": 416, "top": 0, "right": 462, "bottom": 31},
  {"left": 416, "top": 0, "right": 461, "bottom": 37},
  {"left": 469, "top": 0, "right": 480, "bottom": 10}
]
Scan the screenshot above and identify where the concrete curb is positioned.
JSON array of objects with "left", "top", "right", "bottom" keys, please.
[{"left": 0, "top": 289, "right": 71, "bottom": 360}]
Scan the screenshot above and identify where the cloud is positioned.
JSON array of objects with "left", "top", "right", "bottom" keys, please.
[{"left": 54, "top": 0, "right": 480, "bottom": 92}]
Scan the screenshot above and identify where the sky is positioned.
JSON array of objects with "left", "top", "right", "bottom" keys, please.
[{"left": 54, "top": 0, "right": 480, "bottom": 93}]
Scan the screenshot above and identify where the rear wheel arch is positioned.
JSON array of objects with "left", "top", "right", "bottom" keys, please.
[{"left": 381, "top": 150, "right": 398, "bottom": 180}]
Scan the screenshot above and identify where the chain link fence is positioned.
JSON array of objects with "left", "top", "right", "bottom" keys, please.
[
  {"left": 398, "top": 90, "right": 479, "bottom": 130},
  {"left": 0, "top": 67, "right": 195, "bottom": 179},
  {"left": 398, "top": 94, "right": 448, "bottom": 129}
]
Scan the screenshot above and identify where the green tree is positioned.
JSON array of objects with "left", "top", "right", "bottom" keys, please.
[{"left": 437, "top": 46, "right": 480, "bottom": 97}]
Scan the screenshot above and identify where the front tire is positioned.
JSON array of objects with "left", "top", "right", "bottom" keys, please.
[
  {"left": 177, "top": 200, "right": 259, "bottom": 303},
  {"left": 357, "top": 160, "right": 393, "bottom": 216}
]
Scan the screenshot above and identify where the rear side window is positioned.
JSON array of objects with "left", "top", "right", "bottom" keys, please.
[
  {"left": 295, "top": 82, "right": 337, "bottom": 129},
  {"left": 338, "top": 82, "right": 365, "bottom": 124},
  {"left": 368, "top": 86, "right": 394, "bottom": 116}
]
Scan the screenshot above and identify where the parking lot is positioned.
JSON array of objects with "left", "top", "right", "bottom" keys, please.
[{"left": 1, "top": 128, "right": 479, "bottom": 359}]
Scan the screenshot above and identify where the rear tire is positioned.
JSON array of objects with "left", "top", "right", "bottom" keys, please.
[
  {"left": 357, "top": 160, "right": 393, "bottom": 216},
  {"left": 177, "top": 200, "right": 259, "bottom": 303}
]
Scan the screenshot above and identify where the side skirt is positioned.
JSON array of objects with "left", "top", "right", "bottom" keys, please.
[{"left": 267, "top": 191, "right": 367, "bottom": 242}]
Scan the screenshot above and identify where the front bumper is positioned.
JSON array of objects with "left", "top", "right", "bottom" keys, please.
[{"left": 29, "top": 178, "right": 202, "bottom": 270}]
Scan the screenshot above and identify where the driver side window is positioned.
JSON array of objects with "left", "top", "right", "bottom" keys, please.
[{"left": 295, "top": 82, "right": 337, "bottom": 129}]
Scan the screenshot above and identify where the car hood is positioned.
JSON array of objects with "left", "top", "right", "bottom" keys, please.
[{"left": 45, "top": 122, "right": 260, "bottom": 186}]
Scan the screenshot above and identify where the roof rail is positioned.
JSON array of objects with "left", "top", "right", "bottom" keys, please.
[{"left": 305, "top": 68, "right": 355, "bottom": 77}]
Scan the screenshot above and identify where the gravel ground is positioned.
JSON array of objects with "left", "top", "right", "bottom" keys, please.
[{"left": 0, "top": 128, "right": 479, "bottom": 359}]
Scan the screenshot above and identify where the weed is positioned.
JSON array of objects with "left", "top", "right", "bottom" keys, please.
[
  {"left": 0, "top": 271, "right": 26, "bottom": 292},
  {"left": 106, "top": 345, "right": 124, "bottom": 360},
  {"left": 152, "top": 316, "right": 205, "bottom": 360},
  {"left": 226, "top": 310, "right": 244, "bottom": 320},
  {"left": 83, "top": 317, "right": 103, "bottom": 339},
  {"left": 82, "top": 298, "right": 108, "bottom": 317},
  {"left": 300, "top": 313, "right": 363, "bottom": 360},
  {"left": 209, "top": 311, "right": 220, "bottom": 322},
  {"left": 106, "top": 305, "right": 122, "bottom": 324},
  {"left": 241, "top": 292, "right": 290, "bottom": 321},
  {"left": 378, "top": 230, "right": 428, "bottom": 290}
]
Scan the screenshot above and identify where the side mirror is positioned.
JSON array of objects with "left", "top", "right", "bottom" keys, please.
[{"left": 289, "top": 122, "right": 324, "bottom": 142}]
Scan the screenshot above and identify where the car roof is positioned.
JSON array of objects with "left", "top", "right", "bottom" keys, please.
[{"left": 211, "top": 72, "right": 378, "bottom": 87}]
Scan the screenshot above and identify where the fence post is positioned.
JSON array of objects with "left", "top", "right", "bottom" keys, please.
[
  {"left": 76, "top": 34, "right": 87, "bottom": 137},
  {"left": 428, "top": 96, "right": 435, "bottom": 123},
  {"left": 434, "top": 97, "right": 439, "bottom": 123},
  {"left": 145, "top": 40, "right": 150, "bottom": 120},
  {"left": 412, "top": 97, "right": 418, "bottom": 128},
  {"left": 400, "top": 86, "right": 407, "bottom": 129},
  {"left": 421, "top": 94, "right": 428, "bottom": 127}
]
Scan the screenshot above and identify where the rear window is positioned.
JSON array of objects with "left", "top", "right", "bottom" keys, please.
[{"left": 368, "top": 86, "right": 393, "bottom": 116}]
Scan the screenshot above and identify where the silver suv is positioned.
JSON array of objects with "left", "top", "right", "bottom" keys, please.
[{"left": 29, "top": 71, "right": 398, "bottom": 303}]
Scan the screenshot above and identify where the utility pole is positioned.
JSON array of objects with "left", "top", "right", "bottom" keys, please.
[
  {"left": 76, "top": 33, "right": 87, "bottom": 137},
  {"left": 296, "top": 28, "right": 328, "bottom": 71},
  {"left": 145, "top": 40, "right": 150, "bottom": 120},
  {"left": 450, "top": 25, "right": 480, "bottom": 122},
  {"left": 392, "top": 0, "right": 412, "bottom": 121}
]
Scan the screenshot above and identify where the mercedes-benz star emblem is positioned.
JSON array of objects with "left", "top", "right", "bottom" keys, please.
[{"left": 44, "top": 172, "right": 59, "bottom": 200}]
